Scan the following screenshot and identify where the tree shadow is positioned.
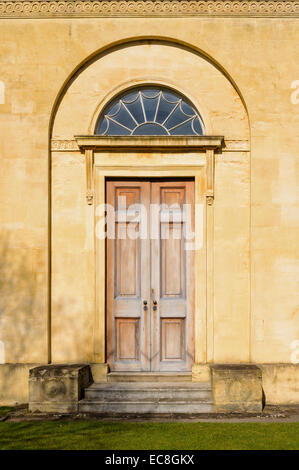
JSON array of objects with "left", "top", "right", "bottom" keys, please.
[{"left": 0, "top": 231, "right": 45, "bottom": 403}]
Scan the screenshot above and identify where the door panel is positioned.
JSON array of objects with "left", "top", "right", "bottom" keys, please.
[
  {"left": 151, "top": 181, "right": 194, "bottom": 371},
  {"left": 115, "top": 318, "right": 140, "bottom": 361},
  {"left": 160, "top": 318, "right": 185, "bottom": 362},
  {"left": 107, "top": 181, "right": 150, "bottom": 371},
  {"left": 106, "top": 179, "right": 194, "bottom": 372}
]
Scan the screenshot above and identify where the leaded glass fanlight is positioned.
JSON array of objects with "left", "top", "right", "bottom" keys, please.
[{"left": 95, "top": 87, "right": 204, "bottom": 136}]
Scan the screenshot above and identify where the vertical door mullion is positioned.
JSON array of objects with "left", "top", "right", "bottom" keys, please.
[
  {"left": 150, "top": 182, "right": 161, "bottom": 371},
  {"left": 141, "top": 182, "right": 151, "bottom": 370}
]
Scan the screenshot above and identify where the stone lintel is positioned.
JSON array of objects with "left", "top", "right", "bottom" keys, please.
[{"left": 75, "top": 135, "right": 225, "bottom": 152}]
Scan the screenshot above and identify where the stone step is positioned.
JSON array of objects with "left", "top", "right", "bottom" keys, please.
[
  {"left": 79, "top": 400, "right": 214, "bottom": 414},
  {"left": 84, "top": 382, "right": 212, "bottom": 402},
  {"left": 107, "top": 372, "right": 192, "bottom": 383},
  {"left": 79, "top": 381, "right": 214, "bottom": 414}
]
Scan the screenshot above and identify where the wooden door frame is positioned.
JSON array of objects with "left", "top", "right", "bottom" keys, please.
[{"left": 75, "top": 135, "right": 224, "bottom": 370}]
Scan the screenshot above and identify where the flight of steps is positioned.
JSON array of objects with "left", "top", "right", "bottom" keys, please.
[{"left": 79, "top": 373, "right": 215, "bottom": 415}]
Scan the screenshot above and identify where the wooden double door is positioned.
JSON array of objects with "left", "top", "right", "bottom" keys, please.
[{"left": 106, "top": 179, "right": 195, "bottom": 372}]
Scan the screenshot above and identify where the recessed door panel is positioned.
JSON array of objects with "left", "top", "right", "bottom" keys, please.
[
  {"left": 161, "top": 318, "right": 185, "bottom": 361},
  {"left": 116, "top": 225, "right": 140, "bottom": 297},
  {"left": 116, "top": 318, "right": 140, "bottom": 361}
]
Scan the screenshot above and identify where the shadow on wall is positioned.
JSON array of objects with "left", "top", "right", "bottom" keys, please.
[
  {"left": 0, "top": 231, "right": 90, "bottom": 404},
  {"left": 0, "top": 230, "right": 44, "bottom": 364},
  {"left": 51, "top": 295, "right": 94, "bottom": 364},
  {"left": 0, "top": 230, "right": 92, "bottom": 363}
]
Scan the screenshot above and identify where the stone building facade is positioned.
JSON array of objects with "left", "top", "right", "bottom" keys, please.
[{"left": 0, "top": 0, "right": 298, "bottom": 410}]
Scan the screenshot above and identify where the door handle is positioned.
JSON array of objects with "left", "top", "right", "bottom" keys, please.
[{"left": 143, "top": 300, "right": 148, "bottom": 311}]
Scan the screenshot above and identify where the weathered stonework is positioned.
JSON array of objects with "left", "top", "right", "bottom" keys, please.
[
  {"left": 192, "top": 364, "right": 211, "bottom": 382},
  {"left": 260, "top": 364, "right": 299, "bottom": 405},
  {"left": 90, "top": 363, "right": 109, "bottom": 382},
  {"left": 211, "top": 365, "right": 263, "bottom": 413},
  {"left": 29, "top": 364, "right": 92, "bottom": 413}
]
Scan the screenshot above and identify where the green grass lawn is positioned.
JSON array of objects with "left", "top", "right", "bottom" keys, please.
[
  {"left": 0, "top": 420, "right": 298, "bottom": 450},
  {"left": 0, "top": 407, "right": 14, "bottom": 418}
]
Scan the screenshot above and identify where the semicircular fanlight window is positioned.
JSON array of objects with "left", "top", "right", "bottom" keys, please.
[{"left": 95, "top": 87, "right": 204, "bottom": 136}]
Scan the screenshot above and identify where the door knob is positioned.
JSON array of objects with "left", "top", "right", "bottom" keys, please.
[
  {"left": 143, "top": 300, "right": 148, "bottom": 311},
  {"left": 153, "top": 300, "right": 158, "bottom": 311}
]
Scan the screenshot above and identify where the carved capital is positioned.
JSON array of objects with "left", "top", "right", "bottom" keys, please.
[
  {"left": 86, "top": 189, "right": 94, "bottom": 205},
  {"left": 206, "top": 195, "right": 214, "bottom": 206}
]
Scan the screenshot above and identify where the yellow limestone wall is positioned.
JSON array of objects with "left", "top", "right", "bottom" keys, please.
[{"left": 0, "top": 13, "right": 298, "bottom": 402}]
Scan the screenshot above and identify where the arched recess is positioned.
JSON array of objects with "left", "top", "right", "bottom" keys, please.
[
  {"left": 50, "top": 39, "right": 250, "bottom": 368},
  {"left": 49, "top": 37, "right": 250, "bottom": 136}
]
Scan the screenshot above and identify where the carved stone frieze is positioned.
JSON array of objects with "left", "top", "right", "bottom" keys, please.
[{"left": 0, "top": 1, "right": 298, "bottom": 18}]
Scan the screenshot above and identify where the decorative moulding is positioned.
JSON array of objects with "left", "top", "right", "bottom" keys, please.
[
  {"left": 51, "top": 137, "right": 247, "bottom": 152},
  {"left": 0, "top": 1, "right": 298, "bottom": 19},
  {"left": 51, "top": 139, "right": 79, "bottom": 151},
  {"left": 73, "top": 135, "right": 223, "bottom": 206}
]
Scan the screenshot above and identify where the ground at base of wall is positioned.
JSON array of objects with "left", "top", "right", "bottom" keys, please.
[{"left": 1, "top": 405, "right": 299, "bottom": 423}]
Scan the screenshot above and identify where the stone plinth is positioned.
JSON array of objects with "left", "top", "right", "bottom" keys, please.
[
  {"left": 29, "top": 364, "right": 91, "bottom": 413},
  {"left": 211, "top": 364, "right": 263, "bottom": 413}
]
